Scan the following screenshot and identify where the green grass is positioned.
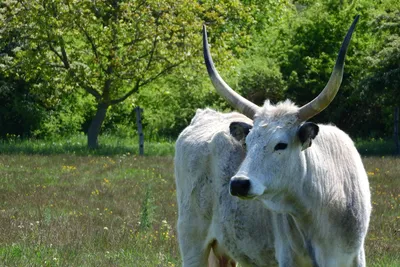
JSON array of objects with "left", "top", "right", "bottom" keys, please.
[
  {"left": 0, "top": 138, "right": 399, "bottom": 266},
  {"left": 363, "top": 156, "right": 400, "bottom": 266},
  {"left": 0, "top": 154, "right": 179, "bottom": 266},
  {"left": 1, "top": 135, "right": 398, "bottom": 157},
  {"left": 0, "top": 134, "right": 175, "bottom": 156}
]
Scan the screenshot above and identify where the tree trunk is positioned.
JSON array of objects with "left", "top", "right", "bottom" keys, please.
[
  {"left": 88, "top": 102, "right": 108, "bottom": 149},
  {"left": 395, "top": 106, "right": 399, "bottom": 155},
  {"left": 135, "top": 106, "right": 144, "bottom": 155}
]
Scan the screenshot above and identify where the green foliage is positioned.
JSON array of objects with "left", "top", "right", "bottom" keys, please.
[
  {"left": 34, "top": 90, "right": 93, "bottom": 138},
  {"left": 237, "top": 57, "right": 287, "bottom": 105},
  {"left": 0, "top": 75, "right": 45, "bottom": 138},
  {"left": 0, "top": 0, "right": 272, "bottom": 145},
  {"left": 244, "top": 0, "right": 399, "bottom": 139},
  {"left": 139, "top": 185, "right": 156, "bottom": 231},
  {"left": 137, "top": 69, "right": 218, "bottom": 138},
  {"left": 0, "top": 0, "right": 399, "bottom": 142},
  {"left": 358, "top": 2, "right": 400, "bottom": 114}
]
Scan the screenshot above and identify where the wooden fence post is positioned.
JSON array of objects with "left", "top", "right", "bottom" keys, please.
[
  {"left": 395, "top": 106, "right": 399, "bottom": 155},
  {"left": 135, "top": 106, "right": 144, "bottom": 155}
]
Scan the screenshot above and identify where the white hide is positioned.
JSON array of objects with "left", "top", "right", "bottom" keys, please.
[
  {"left": 233, "top": 100, "right": 371, "bottom": 266},
  {"left": 174, "top": 108, "right": 277, "bottom": 267}
]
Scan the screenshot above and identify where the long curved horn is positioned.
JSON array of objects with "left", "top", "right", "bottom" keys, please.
[
  {"left": 203, "top": 25, "right": 260, "bottom": 119},
  {"left": 297, "top": 15, "right": 359, "bottom": 121}
]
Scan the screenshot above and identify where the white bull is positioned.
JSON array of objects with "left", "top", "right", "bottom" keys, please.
[
  {"left": 175, "top": 108, "right": 277, "bottom": 266},
  {"left": 230, "top": 100, "right": 371, "bottom": 266},
  {"left": 175, "top": 15, "right": 371, "bottom": 267}
]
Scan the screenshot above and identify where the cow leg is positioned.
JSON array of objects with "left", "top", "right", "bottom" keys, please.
[
  {"left": 179, "top": 242, "right": 210, "bottom": 267},
  {"left": 177, "top": 218, "right": 211, "bottom": 267},
  {"left": 208, "top": 242, "right": 236, "bottom": 267},
  {"left": 354, "top": 248, "right": 366, "bottom": 267}
]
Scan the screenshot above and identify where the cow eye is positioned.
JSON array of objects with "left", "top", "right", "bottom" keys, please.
[{"left": 274, "top": 143, "right": 288, "bottom": 151}]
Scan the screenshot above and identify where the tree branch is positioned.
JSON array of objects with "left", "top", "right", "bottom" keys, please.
[
  {"left": 144, "top": 16, "right": 161, "bottom": 72},
  {"left": 46, "top": 35, "right": 102, "bottom": 100},
  {"left": 140, "top": 60, "right": 184, "bottom": 87},
  {"left": 58, "top": 37, "right": 70, "bottom": 69},
  {"left": 47, "top": 40, "right": 64, "bottom": 65},
  {"left": 77, "top": 23, "right": 100, "bottom": 60},
  {"left": 109, "top": 79, "right": 141, "bottom": 105},
  {"left": 109, "top": 60, "right": 184, "bottom": 106}
]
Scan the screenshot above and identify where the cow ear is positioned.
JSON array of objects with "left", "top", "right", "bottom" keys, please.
[
  {"left": 297, "top": 122, "right": 319, "bottom": 151},
  {"left": 230, "top": 122, "right": 253, "bottom": 143}
]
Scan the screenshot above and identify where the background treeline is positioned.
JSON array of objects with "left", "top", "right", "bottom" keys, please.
[{"left": 0, "top": 0, "right": 399, "bottom": 148}]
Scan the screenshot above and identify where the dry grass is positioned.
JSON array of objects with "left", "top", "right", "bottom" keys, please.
[{"left": 0, "top": 154, "right": 399, "bottom": 266}]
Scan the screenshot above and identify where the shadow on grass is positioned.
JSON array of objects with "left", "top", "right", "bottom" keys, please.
[
  {"left": 356, "top": 138, "right": 399, "bottom": 157},
  {"left": 0, "top": 138, "right": 175, "bottom": 157},
  {"left": 0, "top": 136, "right": 397, "bottom": 157}
]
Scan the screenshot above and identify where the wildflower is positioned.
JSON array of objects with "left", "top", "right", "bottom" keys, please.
[
  {"left": 62, "top": 165, "right": 77, "bottom": 171},
  {"left": 104, "top": 227, "right": 109, "bottom": 230}
]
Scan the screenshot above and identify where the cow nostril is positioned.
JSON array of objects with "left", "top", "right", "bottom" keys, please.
[{"left": 230, "top": 177, "right": 250, "bottom": 197}]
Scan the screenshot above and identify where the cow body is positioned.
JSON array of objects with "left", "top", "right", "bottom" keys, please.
[
  {"left": 232, "top": 100, "right": 371, "bottom": 266},
  {"left": 174, "top": 108, "right": 276, "bottom": 267}
]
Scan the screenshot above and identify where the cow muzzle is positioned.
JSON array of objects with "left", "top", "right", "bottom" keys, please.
[{"left": 230, "top": 176, "right": 251, "bottom": 198}]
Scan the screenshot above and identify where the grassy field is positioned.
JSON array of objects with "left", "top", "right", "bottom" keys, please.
[{"left": 0, "top": 144, "right": 399, "bottom": 266}]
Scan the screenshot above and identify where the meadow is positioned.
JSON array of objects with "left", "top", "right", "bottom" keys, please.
[{"left": 0, "top": 140, "right": 399, "bottom": 266}]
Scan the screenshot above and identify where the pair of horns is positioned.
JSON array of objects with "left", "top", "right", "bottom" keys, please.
[{"left": 203, "top": 15, "right": 359, "bottom": 121}]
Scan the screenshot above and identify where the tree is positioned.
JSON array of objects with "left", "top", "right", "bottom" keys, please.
[
  {"left": 358, "top": 3, "right": 400, "bottom": 140},
  {"left": 1, "top": 0, "right": 259, "bottom": 147}
]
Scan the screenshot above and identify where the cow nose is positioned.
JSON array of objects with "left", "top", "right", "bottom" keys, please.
[{"left": 230, "top": 177, "right": 250, "bottom": 197}]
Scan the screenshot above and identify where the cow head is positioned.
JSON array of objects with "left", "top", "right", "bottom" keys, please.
[
  {"left": 229, "top": 101, "right": 320, "bottom": 213},
  {"left": 203, "top": 16, "right": 359, "bottom": 213}
]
